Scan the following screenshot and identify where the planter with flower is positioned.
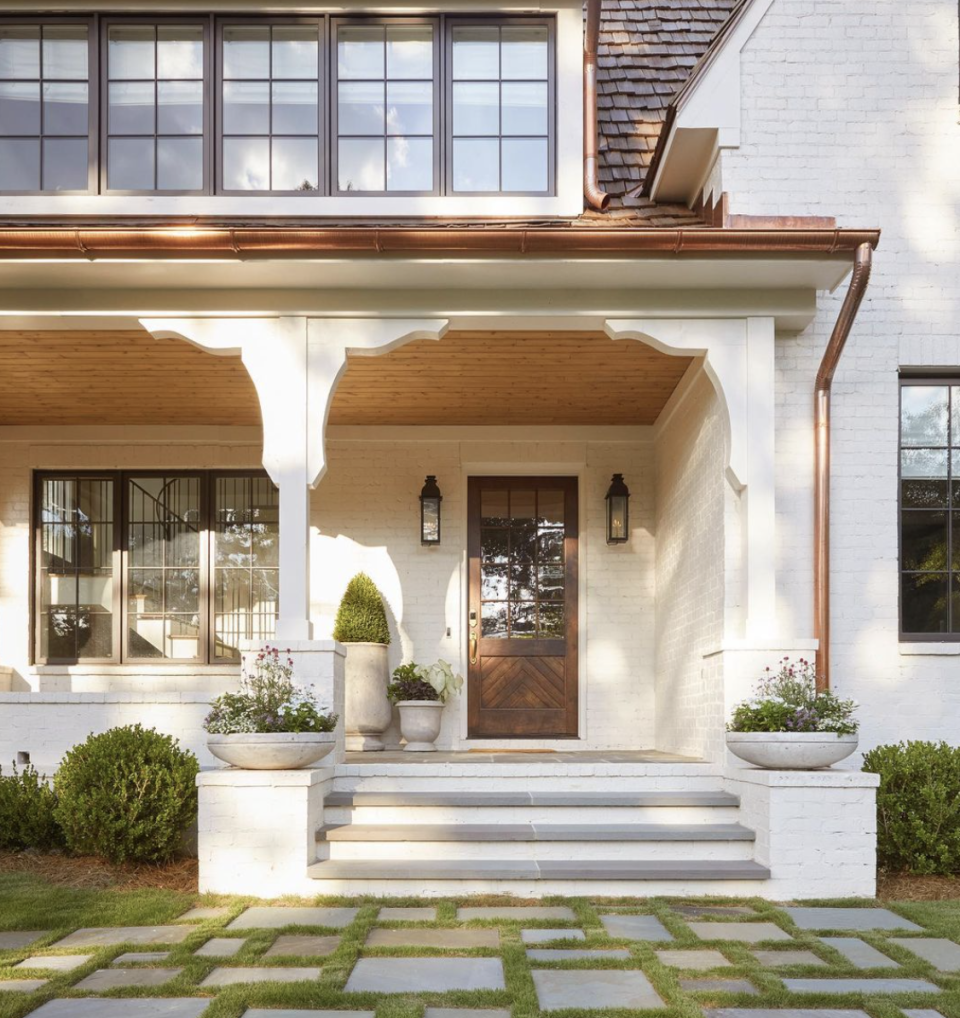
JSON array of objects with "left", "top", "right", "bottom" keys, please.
[
  {"left": 204, "top": 646, "right": 339, "bottom": 769},
  {"left": 387, "top": 660, "right": 464, "bottom": 752},
  {"left": 725, "top": 657, "right": 859, "bottom": 769}
]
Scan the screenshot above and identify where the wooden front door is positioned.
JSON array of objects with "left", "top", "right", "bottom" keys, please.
[{"left": 467, "top": 476, "right": 579, "bottom": 738}]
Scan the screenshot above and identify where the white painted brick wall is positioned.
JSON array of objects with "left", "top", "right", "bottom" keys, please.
[{"left": 720, "top": 0, "right": 960, "bottom": 752}]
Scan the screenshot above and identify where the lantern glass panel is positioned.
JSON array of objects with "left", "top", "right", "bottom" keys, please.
[
  {"left": 422, "top": 498, "right": 440, "bottom": 543},
  {"left": 607, "top": 496, "right": 628, "bottom": 543}
]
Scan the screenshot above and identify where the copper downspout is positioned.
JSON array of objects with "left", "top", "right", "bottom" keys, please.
[
  {"left": 583, "top": 0, "right": 610, "bottom": 210},
  {"left": 814, "top": 241, "right": 873, "bottom": 690}
]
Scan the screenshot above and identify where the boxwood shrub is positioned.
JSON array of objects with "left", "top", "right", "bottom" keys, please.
[
  {"left": 0, "top": 763, "right": 63, "bottom": 851},
  {"left": 54, "top": 725, "right": 199, "bottom": 864},
  {"left": 862, "top": 740, "right": 960, "bottom": 874},
  {"left": 333, "top": 572, "right": 391, "bottom": 645}
]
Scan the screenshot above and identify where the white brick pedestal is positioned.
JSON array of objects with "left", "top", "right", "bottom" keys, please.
[
  {"left": 724, "top": 767, "right": 880, "bottom": 899},
  {"left": 197, "top": 767, "right": 333, "bottom": 897}
]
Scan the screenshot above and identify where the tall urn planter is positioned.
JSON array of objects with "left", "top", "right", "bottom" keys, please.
[{"left": 334, "top": 573, "right": 393, "bottom": 753}]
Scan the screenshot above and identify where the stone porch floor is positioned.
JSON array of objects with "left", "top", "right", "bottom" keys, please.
[{"left": 343, "top": 750, "right": 704, "bottom": 765}]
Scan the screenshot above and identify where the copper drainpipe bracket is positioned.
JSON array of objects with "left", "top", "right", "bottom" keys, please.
[
  {"left": 813, "top": 241, "right": 874, "bottom": 690},
  {"left": 583, "top": 0, "right": 610, "bottom": 211}
]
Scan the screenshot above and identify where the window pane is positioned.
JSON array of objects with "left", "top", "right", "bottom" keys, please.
[
  {"left": 157, "top": 136, "right": 202, "bottom": 189},
  {"left": 902, "top": 572, "right": 949, "bottom": 634},
  {"left": 901, "top": 448, "right": 948, "bottom": 509},
  {"left": 452, "top": 26, "right": 499, "bottom": 80},
  {"left": 0, "top": 138, "right": 39, "bottom": 189},
  {"left": 272, "top": 80, "right": 318, "bottom": 135},
  {"left": 223, "top": 80, "right": 269, "bottom": 134},
  {"left": 387, "top": 136, "right": 431, "bottom": 191},
  {"left": 0, "top": 27, "right": 40, "bottom": 80},
  {"left": 501, "top": 25, "right": 548, "bottom": 79},
  {"left": 502, "top": 137, "right": 548, "bottom": 191},
  {"left": 902, "top": 510, "right": 948, "bottom": 572},
  {"left": 223, "top": 135, "right": 269, "bottom": 190},
  {"left": 901, "top": 385, "right": 949, "bottom": 446},
  {"left": 339, "top": 80, "right": 383, "bottom": 135},
  {"left": 338, "top": 26, "right": 384, "bottom": 80},
  {"left": 502, "top": 81, "right": 547, "bottom": 136},
  {"left": 387, "top": 25, "right": 432, "bottom": 79},
  {"left": 109, "top": 81, "right": 155, "bottom": 135},
  {"left": 453, "top": 81, "right": 499, "bottom": 135},
  {"left": 158, "top": 80, "right": 203, "bottom": 134},
  {"left": 107, "top": 136, "right": 154, "bottom": 190},
  {"left": 386, "top": 81, "right": 432, "bottom": 135},
  {"left": 43, "top": 26, "right": 88, "bottom": 80},
  {"left": 108, "top": 26, "right": 155, "bottom": 80},
  {"left": 273, "top": 25, "right": 319, "bottom": 79},
  {"left": 223, "top": 26, "right": 269, "bottom": 79},
  {"left": 157, "top": 26, "right": 203, "bottom": 79},
  {"left": 272, "top": 136, "right": 319, "bottom": 191},
  {"left": 338, "top": 137, "right": 384, "bottom": 191},
  {"left": 453, "top": 138, "right": 498, "bottom": 191},
  {"left": 539, "top": 602, "right": 563, "bottom": 637},
  {"left": 0, "top": 82, "right": 39, "bottom": 135},
  {"left": 43, "top": 81, "right": 88, "bottom": 135},
  {"left": 43, "top": 137, "right": 87, "bottom": 190}
]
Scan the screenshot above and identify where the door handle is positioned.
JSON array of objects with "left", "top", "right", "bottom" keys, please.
[{"left": 470, "top": 632, "right": 479, "bottom": 666}]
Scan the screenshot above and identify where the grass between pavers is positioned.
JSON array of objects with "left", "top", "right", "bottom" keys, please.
[{"left": 3, "top": 876, "right": 960, "bottom": 1018}]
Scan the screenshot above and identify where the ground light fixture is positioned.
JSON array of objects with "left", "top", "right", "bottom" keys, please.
[
  {"left": 420, "top": 475, "right": 442, "bottom": 545},
  {"left": 605, "top": 473, "right": 630, "bottom": 544}
]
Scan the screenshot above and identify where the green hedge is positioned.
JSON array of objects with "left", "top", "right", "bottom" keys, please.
[
  {"left": 333, "top": 572, "right": 391, "bottom": 645},
  {"left": 862, "top": 740, "right": 960, "bottom": 874},
  {"left": 0, "top": 763, "right": 63, "bottom": 851}
]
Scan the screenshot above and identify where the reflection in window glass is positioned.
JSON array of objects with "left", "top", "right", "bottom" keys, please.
[
  {"left": 0, "top": 24, "right": 89, "bottom": 191},
  {"left": 221, "top": 22, "right": 321, "bottom": 191}
]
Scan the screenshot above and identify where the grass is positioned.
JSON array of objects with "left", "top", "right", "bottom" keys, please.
[{"left": 3, "top": 875, "right": 960, "bottom": 1018}]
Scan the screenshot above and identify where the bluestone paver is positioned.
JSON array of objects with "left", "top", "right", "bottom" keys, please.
[
  {"left": 457, "top": 906, "right": 575, "bottom": 921},
  {"left": 53, "top": 926, "right": 192, "bottom": 948},
  {"left": 14, "top": 955, "right": 93, "bottom": 972},
  {"left": 264, "top": 935, "right": 340, "bottom": 957},
  {"left": 820, "top": 938, "right": 898, "bottom": 969},
  {"left": 25, "top": 1001, "right": 210, "bottom": 1017},
  {"left": 200, "top": 966, "right": 321, "bottom": 987},
  {"left": 706, "top": 1011, "right": 871, "bottom": 1018},
  {"left": 379, "top": 907, "right": 437, "bottom": 921},
  {"left": 783, "top": 978, "right": 941, "bottom": 994},
  {"left": 425, "top": 1011, "right": 511, "bottom": 1018},
  {"left": 532, "top": 968, "right": 666, "bottom": 1011},
  {"left": 227, "top": 907, "right": 358, "bottom": 930},
  {"left": 243, "top": 1013, "right": 374, "bottom": 1018},
  {"left": 674, "top": 906, "right": 757, "bottom": 918},
  {"left": 0, "top": 932, "right": 48, "bottom": 950},
  {"left": 657, "top": 949, "right": 733, "bottom": 969},
  {"left": 903, "top": 1011, "right": 947, "bottom": 1018},
  {"left": 194, "top": 938, "right": 244, "bottom": 958},
  {"left": 681, "top": 978, "right": 759, "bottom": 994},
  {"left": 345, "top": 957, "right": 506, "bottom": 993},
  {"left": 366, "top": 928, "right": 499, "bottom": 949},
  {"left": 114, "top": 953, "right": 170, "bottom": 964},
  {"left": 74, "top": 968, "right": 183, "bottom": 991},
  {"left": 688, "top": 922, "right": 792, "bottom": 943},
  {"left": 752, "top": 950, "right": 828, "bottom": 968},
  {"left": 522, "top": 929, "right": 587, "bottom": 944},
  {"left": 890, "top": 938, "right": 960, "bottom": 970},
  {"left": 784, "top": 908, "right": 922, "bottom": 932},
  {"left": 176, "top": 907, "right": 232, "bottom": 922},
  {"left": 0, "top": 979, "right": 47, "bottom": 992},
  {"left": 601, "top": 915, "right": 673, "bottom": 941},
  {"left": 527, "top": 948, "right": 632, "bottom": 962}
]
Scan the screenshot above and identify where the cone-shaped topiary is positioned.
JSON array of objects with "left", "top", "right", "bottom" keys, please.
[{"left": 333, "top": 572, "right": 391, "bottom": 645}]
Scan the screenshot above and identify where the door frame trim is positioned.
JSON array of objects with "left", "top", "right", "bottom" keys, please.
[{"left": 458, "top": 462, "right": 587, "bottom": 745}]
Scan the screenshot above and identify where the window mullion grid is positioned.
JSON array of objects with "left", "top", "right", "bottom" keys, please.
[{"left": 950, "top": 386, "right": 955, "bottom": 634}]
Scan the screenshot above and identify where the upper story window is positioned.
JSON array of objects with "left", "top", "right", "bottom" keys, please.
[
  {"left": 0, "top": 21, "right": 95, "bottom": 193},
  {"left": 0, "top": 14, "right": 555, "bottom": 198},
  {"left": 899, "top": 380, "right": 960, "bottom": 638}
]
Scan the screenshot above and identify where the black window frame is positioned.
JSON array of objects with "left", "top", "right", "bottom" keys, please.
[
  {"left": 0, "top": 16, "right": 99, "bottom": 196},
  {"left": 32, "top": 468, "right": 277, "bottom": 665}
]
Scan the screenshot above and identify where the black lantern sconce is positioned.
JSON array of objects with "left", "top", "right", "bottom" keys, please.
[
  {"left": 420, "top": 475, "right": 442, "bottom": 545},
  {"left": 605, "top": 473, "right": 630, "bottom": 545}
]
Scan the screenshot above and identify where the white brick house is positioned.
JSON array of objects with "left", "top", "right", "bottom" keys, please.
[{"left": 0, "top": 0, "right": 952, "bottom": 898}]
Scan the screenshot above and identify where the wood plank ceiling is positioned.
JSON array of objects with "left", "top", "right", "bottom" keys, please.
[{"left": 0, "top": 330, "right": 693, "bottom": 427}]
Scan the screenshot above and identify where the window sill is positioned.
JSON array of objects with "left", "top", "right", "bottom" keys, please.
[
  {"left": 33, "top": 663, "right": 241, "bottom": 675},
  {"left": 898, "top": 642, "right": 960, "bottom": 656}
]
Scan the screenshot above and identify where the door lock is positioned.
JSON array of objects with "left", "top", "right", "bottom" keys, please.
[{"left": 469, "top": 609, "right": 478, "bottom": 628}]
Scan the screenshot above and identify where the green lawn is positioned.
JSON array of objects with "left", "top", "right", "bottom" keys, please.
[{"left": 3, "top": 872, "right": 960, "bottom": 1018}]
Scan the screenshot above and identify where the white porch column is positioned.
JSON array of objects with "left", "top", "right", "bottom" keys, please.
[
  {"left": 605, "top": 317, "right": 777, "bottom": 638},
  {"left": 139, "top": 316, "right": 448, "bottom": 641}
]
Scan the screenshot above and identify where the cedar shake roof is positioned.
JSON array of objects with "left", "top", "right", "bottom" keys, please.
[{"left": 595, "top": 0, "right": 741, "bottom": 207}]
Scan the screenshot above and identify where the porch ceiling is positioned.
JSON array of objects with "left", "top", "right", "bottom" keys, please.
[{"left": 0, "top": 328, "right": 692, "bottom": 428}]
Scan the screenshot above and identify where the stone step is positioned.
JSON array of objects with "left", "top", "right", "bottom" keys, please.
[
  {"left": 318, "top": 822, "right": 754, "bottom": 842},
  {"left": 324, "top": 790, "right": 739, "bottom": 808},
  {"left": 323, "top": 804, "right": 742, "bottom": 825}
]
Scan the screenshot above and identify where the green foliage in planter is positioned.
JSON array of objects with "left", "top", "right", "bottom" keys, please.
[
  {"left": 54, "top": 725, "right": 199, "bottom": 864},
  {"left": 0, "top": 763, "right": 63, "bottom": 851},
  {"left": 863, "top": 740, "right": 960, "bottom": 874},
  {"left": 333, "top": 572, "right": 391, "bottom": 645},
  {"left": 387, "top": 663, "right": 441, "bottom": 703}
]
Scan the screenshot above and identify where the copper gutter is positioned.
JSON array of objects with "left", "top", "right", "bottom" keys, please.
[
  {"left": 583, "top": 0, "right": 610, "bottom": 211},
  {"left": 0, "top": 227, "right": 880, "bottom": 258},
  {"left": 814, "top": 241, "right": 873, "bottom": 690}
]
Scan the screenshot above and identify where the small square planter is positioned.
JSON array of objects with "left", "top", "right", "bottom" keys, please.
[
  {"left": 726, "top": 731, "right": 858, "bottom": 769},
  {"left": 396, "top": 700, "right": 444, "bottom": 752},
  {"left": 207, "top": 731, "right": 336, "bottom": 770}
]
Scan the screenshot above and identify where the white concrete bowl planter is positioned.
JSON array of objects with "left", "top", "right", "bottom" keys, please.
[
  {"left": 207, "top": 731, "right": 336, "bottom": 770},
  {"left": 344, "top": 642, "right": 392, "bottom": 752},
  {"left": 725, "top": 731, "right": 858, "bottom": 769},
  {"left": 397, "top": 700, "right": 444, "bottom": 752}
]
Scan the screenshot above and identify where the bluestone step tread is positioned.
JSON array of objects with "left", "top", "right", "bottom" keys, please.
[
  {"left": 324, "top": 790, "right": 739, "bottom": 808},
  {"left": 317, "top": 822, "right": 755, "bottom": 843},
  {"left": 306, "top": 859, "right": 770, "bottom": 881}
]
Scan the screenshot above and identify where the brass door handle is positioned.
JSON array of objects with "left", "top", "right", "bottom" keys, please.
[{"left": 469, "top": 632, "right": 479, "bottom": 666}]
